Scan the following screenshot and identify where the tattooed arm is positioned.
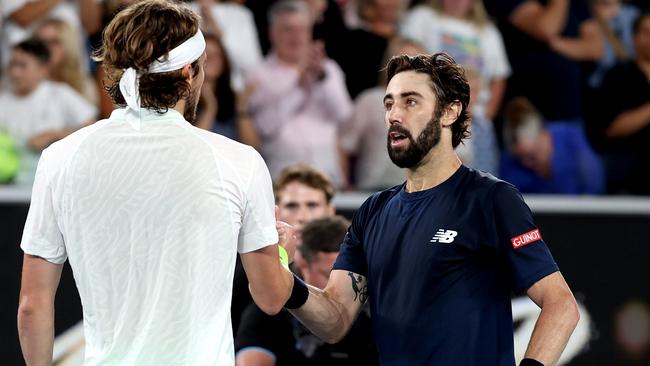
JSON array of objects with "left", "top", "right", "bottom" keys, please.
[{"left": 287, "top": 269, "right": 368, "bottom": 344}]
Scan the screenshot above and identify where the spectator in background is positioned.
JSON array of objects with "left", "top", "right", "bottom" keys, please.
[
  {"left": 0, "top": 0, "right": 98, "bottom": 67},
  {"left": 340, "top": 38, "right": 423, "bottom": 190},
  {"left": 483, "top": 0, "right": 590, "bottom": 125},
  {"left": 192, "top": 0, "right": 263, "bottom": 91},
  {"left": 0, "top": 39, "right": 96, "bottom": 184},
  {"left": 231, "top": 163, "right": 336, "bottom": 335},
  {"left": 273, "top": 164, "right": 336, "bottom": 244},
  {"left": 35, "top": 18, "right": 99, "bottom": 104},
  {"left": 334, "top": 0, "right": 404, "bottom": 98},
  {"left": 499, "top": 97, "right": 604, "bottom": 194},
  {"left": 236, "top": 215, "right": 379, "bottom": 366},
  {"left": 247, "top": 0, "right": 352, "bottom": 187},
  {"left": 400, "top": 0, "right": 511, "bottom": 120},
  {"left": 593, "top": 11, "right": 650, "bottom": 195},
  {"left": 456, "top": 66, "right": 499, "bottom": 175},
  {"left": 195, "top": 33, "right": 260, "bottom": 148},
  {"left": 585, "top": 0, "right": 639, "bottom": 89}
]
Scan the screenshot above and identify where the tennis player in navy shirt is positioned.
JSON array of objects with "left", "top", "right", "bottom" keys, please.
[{"left": 280, "top": 53, "right": 580, "bottom": 366}]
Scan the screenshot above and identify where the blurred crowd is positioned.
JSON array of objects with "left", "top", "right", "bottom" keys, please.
[{"left": 0, "top": 0, "right": 649, "bottom": 196}]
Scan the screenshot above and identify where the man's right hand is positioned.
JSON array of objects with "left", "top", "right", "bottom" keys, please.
[{"left": 275, "top": 206, "right": 298, "bottom": 265}]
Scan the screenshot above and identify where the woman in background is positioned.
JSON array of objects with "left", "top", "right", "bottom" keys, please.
[
  {"left": 196, "top": 33, "right": 260, "bottom": 148},
  {"left": 35, "top": 17, "right": 98, "bottom": 105},
  {"left": 400, "top": 0, "right": 510, "bottom": 120}
]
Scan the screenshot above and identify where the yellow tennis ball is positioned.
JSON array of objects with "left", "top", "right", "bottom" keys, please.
[{"left": 0, "top": 132, "right": 20, "bottom": 184}]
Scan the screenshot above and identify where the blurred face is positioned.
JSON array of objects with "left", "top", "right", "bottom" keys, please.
[
  {"left": 301, "top": 251, "right": 338, "bottom": 288},
  {"left": 373, "top": 0, "right": 402, "bottom": 22},
  {"left": 35, "top": 24, "right": 64, "bottom": 67},
  {"left": 384, "top": 71, "right": 442, "bottom": 168},
  {"left": 184, "top": 52, "right": 206, "bottom": 123},
  {"left": 8, "top": 49, "right": 48, "bottom": 96},
  {"left": 277, "top": 181, "right": 334, "bottom": 233},
  {"left": 204, "top": 38, "right": 224, "bottom": 82},
  {"left": 270, "top": 11, "right": 312, "bottom": 64},
  {"left": 440, "top": 0, "right": 473, "bottom": 19},
  {"left": 635, "top": 16, "right": 650, "bottom": 62},
  {"left": 592, "top": 0, "right": 621, "bottom": 20}
]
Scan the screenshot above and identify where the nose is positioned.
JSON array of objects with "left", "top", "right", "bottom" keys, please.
[{"left": 387, "top": 105, "right": 404, "bottom": 126}]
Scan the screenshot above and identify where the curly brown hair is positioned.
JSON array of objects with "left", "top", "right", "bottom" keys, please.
[
  {"left": 386, "top": 53, "right": 471, "bottom": 148},
  {"left": 93, "top": 0, "right": 200, "bottom": 113}
]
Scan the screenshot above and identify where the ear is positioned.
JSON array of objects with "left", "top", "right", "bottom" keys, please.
[
  {"left": 441, "top": 101, "right": 462, "bottom": 128},
  {"left": 181, "top": 64, "right": 193, "bottom": 83}
]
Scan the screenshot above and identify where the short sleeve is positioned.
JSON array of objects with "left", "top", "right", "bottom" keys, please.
[
  {"left": 20, "top": 149, "right": 66, "bottom": 264},
  {"left": 237, "top": 149, "right": 278, "bottom": 253},
  {"left": 482, "top": 24, "right": 511, "bottom": 79},
  {"left": 489, "top": 182, "right": 558, "bottom": 291},
  {"left": 332, "top": 197, "right": 371, "bottom": 277}
]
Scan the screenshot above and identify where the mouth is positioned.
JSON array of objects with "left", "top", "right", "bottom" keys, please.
[{"left": 389, "top": 131, "right": 409, "bottom": 147}]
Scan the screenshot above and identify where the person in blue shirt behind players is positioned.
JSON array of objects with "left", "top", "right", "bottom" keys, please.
[
  {"left": 499, "top": 96, "right": 605, "bottom": 194},
  {"left": 279, "top": 52, "right": 580, "bottom": 366}
]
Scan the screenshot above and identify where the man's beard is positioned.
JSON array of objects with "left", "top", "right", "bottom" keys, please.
[
  {"left": 184, "top": 86, "right": 200, "bottom": 124},
  {"left": 387, "top": 111, "right": 442, "bottom": 169}
]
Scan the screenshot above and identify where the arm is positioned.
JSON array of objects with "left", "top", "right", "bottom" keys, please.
[
  {"left": 605, "top": 102, "right": 650, "bottom": 138},
  {"left": 18, "top": 254, "right": 64, "bottom": 366},
  {"left": 486, "top": 78, "right": 507, "bottom": 121},
  {"left": 524, "top": 272, "right": 580, "bottom": 366},
  {"left": 288, "top": 269, "right": 367, "bottom": 344},
  {"left": 549, "top": 21, "right": 604, "bottom": 61},
  {"left": 236, "top": 351, "right": 275, "bottom": 366},
  {"left": 509, "top": 0, "right": 570, "bottom": 43},
  {"left": 9, "top": 0, "right": 62, "bottom": 27},
  {"left": 240, "top": 245, "right": 294, "bottom": 315}
]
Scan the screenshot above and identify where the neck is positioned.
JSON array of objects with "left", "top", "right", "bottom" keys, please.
[
  {"left": 404, "top": 144, "right": 462, "bottom": 192},
  {"left": 173, "top": 99, "right": 186, "bottom": 117}
]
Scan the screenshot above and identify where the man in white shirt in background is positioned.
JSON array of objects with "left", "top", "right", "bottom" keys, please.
[
  {"left": 247, "top": 0, "right": 353, "bottom": 187},
  {"left": 0, "top": 38, "right": 96, "bottom": 184},
  {"left": 17, "top": 1, "right": 298, "bottom": 365}
]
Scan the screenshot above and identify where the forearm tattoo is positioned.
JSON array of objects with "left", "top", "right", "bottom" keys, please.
[{"left": 348, "top": 272, "right": 368, "bottom": 303}]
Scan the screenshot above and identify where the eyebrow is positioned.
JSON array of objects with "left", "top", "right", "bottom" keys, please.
[{"left": 383, "top": 91, "right": 424, "bottom": 103}]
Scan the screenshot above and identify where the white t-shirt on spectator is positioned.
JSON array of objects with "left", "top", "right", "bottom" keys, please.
[
  {"left": 20, "top": 107, "right": 278, "bottom": 366},
  {"left": 191, "top": 2, "right": 263, "bottom": 91},
  {"left": 400, "top": 5, "right": 511, "bottom": 115},
  {"left": 0, "top": 80, "right": 97, "bottom": 183}
]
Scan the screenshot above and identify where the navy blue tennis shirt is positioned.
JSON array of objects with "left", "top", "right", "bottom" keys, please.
[{"left": 333, "top": 165, "right": 559, "bottom": 366}]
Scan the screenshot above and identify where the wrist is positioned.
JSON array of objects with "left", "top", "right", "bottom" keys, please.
[{"left": 520, "top": 358, "right": 544, "bottom": 366}]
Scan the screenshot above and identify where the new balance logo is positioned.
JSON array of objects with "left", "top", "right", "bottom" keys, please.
[{"left": 430, "top": 229, "right": 458, "bottom": 243}]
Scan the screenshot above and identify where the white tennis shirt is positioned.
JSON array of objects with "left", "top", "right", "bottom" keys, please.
[{"left": 21, "top": 108, "right": 278, "bottom": 365}]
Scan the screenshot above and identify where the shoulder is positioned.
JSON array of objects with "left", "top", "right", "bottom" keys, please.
[
  {"left": 356, "top": 185, "right": 402, "bottom": 219},
  {"left": 189, "top": 126, "right": 263, "bottom": 168},
  {"left": 40, "top": 119, "right": 110, "bottom": 176}
]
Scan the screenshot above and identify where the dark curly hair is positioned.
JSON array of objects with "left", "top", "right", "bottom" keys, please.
[
  {"left": 93, "top": 0, "right": 200, "bottom": 113},
  {"left": 386, "top": 53, "right": 471, "bottom": 148}
]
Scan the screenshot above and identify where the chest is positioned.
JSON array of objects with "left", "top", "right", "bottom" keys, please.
[{"left": 362, "top": 197, "right": 495, "bottom": 279}]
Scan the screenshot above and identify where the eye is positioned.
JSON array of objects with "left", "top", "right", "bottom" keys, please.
[
  {"left": 407, "top": 98, "right": 417, "bottom": 107},
  {"left": 384, "top": 100, "right": 393, "bottom": 111}
]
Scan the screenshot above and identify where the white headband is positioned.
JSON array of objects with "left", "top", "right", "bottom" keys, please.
[{"left": 119, "top": 29, "right": 205, "bottom": 128}]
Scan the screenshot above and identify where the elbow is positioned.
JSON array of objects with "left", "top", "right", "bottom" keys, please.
[
  {"left": 323, "top": 331, "right": 346, "bottom": 345},
  {"left": 254, "top": 292, "right": 289, "bottom": 316},
  {"left": 567, "top": 297, "right": 581, "bottom": 329},
  {"left": 17, "top": 295, "right": 47, "bottom": 327}
]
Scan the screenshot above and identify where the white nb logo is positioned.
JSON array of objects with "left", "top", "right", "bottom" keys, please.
[{"left": 430, "top": 229, "right": 458, "bottom": 243}]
